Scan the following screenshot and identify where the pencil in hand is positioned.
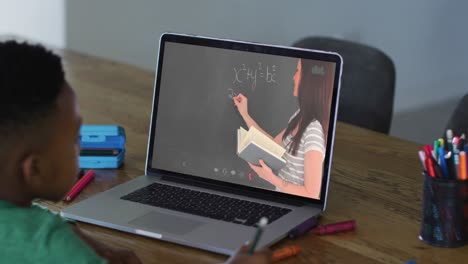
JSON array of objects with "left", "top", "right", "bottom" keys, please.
[{"left": 248, "top": 217, "right": 268, "bottom": 254}]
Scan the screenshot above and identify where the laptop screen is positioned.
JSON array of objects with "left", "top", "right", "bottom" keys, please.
[{"left": 148, "top": 34, "right": 341, "bottom": 203}]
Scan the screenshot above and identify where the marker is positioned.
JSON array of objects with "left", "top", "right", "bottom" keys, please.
[
  {"left": 446, "top": 129, "right": 453, "bottom": 152},
  {"left": 433, "top": 140, "right": 440, "bottom": 160},
  {"left": 272, "top": 245, "right": 301, "bottom": 262},
  {"left": 432, "top": 157, "right": 444, "bottom": 178},
  {"left": 288, "top": 217, "right": 319, "bottom": 238},
  {"left": 460, "top": 133, "right": 466, "bottom": 149},
  {"left": 64, "top": 169, "right": 96, "bottom": 202},
  {"left": 422, "top": 148, "right": 443, "bottom": 178},
  {"left": 424, "top": 157, "right": 436, "bottom": 178},
  {"left": 459, "top": 151, "right": 467, "bottom": 180},
  {"left": 422, "top": 145, "right": 433, "bottom": 161},
  {"left": 452, "top": 136, "right": 460, "bottom": 152},
  {"left": 418, "top": 151, "right": 426, "bottom": 171},
  {"left": 438, "top": 147, "right": 449, "bottom": 178},
  {"left": 438, "top": 138, "right": 445, "bottom": 148},
  {"left": 453, "top": 151, "right": 460, "bottom": 180},
  {"left": 445, "top": 151, "right": 454, "bottom": 179},
  {"left": 248, "top": 217, "right": 268, "bottom": 254},
  {"left": 311, "top": 220, "right": 356, "bottom": 235},
  {"left": 446, "top": 129, "right": 453, "bottom": 141}
]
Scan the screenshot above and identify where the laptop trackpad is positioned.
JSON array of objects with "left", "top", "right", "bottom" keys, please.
[{"left": 128, "top": 211, "right": 204, "bottom": 235}]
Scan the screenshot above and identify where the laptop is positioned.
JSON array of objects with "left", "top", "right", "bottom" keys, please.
[{"left": 61, "top": 33, "right": 343, "bottom": 255}]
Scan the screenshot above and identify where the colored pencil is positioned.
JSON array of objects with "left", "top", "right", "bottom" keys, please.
[{"left": 64, "top": 169, "right": 95, "bottom": 202}]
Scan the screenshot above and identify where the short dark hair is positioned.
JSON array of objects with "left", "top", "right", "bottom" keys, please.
[{"left": 0, "top": 41, "right": 65, "bottom": 142}]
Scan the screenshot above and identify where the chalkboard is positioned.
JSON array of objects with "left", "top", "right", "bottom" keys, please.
[{"left": 153, "top": 42, "right": 299, "bottom": 190}]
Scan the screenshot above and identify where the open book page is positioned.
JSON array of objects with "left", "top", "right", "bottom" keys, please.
[
  {"left": 237, "top": 126, "right": 287, "bottom": 171},
  {"left": 248, "top": 126, "right": 286, "bottom": 158},
  {"left": 238, "top": 126, "right": 285, "bottom": 159},
  {"left": 237, "top": 127, "right": 248, "bottom": 153}
]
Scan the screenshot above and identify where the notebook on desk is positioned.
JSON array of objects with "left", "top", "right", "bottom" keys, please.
[{"left": 61, "top": 33, "right": 343, "bottom": 255}]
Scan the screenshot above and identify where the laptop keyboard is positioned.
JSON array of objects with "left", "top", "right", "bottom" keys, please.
[{"left": 120, "top": 182, "right": 292, "bottom": 226}]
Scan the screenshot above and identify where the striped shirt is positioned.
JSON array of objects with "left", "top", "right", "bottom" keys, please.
[{"left": 278, "top": 111, "right": 325, "bottom": 186}]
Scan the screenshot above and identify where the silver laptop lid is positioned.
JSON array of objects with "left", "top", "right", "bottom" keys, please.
[{"left": 146, "top": 33, "right": 342, "bottom": 210}]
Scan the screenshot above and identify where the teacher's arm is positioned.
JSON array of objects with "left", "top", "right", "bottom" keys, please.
[{"left": 249, "top": 151, "right": 323, "bottom": 199}]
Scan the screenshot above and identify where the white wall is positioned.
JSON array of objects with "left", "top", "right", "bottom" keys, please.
[
  {"left": 65, "top": 0, "right": 468, "bottom": 110},
  {"left": 64, "top": 0, "right": 468, "bottom": 143},
  {"left": 0, "top": 0, "right": 65, "bottom": 47}
]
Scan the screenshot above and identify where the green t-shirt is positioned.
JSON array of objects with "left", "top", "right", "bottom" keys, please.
[{"left": 0, "top": 200, "right": 106, "bottom": 264}]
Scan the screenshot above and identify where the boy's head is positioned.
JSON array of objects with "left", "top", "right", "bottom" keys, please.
[{"left": 0, "top": 41, "right": 82, "bottom": 204}]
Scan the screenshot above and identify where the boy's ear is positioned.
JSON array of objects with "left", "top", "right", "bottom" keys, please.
[{"left": 21, "top": 154, "right": 43, "bottom": 191}]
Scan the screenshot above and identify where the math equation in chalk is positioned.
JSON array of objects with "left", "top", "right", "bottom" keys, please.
[{"left": 232, "top": 62, "right": 278, "bottom": 91}]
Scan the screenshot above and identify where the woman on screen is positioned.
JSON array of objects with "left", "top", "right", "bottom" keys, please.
[{"left": 233, "top": 58, "right": 333, "bottom": 199}]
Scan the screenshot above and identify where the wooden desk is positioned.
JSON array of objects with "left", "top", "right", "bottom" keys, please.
[{"left": 40, "top": 49, "right": 468, "bottom": 264}]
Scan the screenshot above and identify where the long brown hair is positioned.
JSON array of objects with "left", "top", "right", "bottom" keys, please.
[{"left": 283, "top": 59, "right": 334, "bottom": 155}]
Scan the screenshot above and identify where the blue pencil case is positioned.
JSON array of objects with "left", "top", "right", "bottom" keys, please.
[
  {"left": 79, "top": 125, "right": 126, "bottom": 149},
  {"left": 79, "top": 125, "right": 126, "bottom": 169},
  {"left": 79, "top": 150, "right": 125, "bottom": 169}
]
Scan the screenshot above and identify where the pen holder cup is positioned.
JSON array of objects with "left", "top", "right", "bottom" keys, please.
[{"left": 419, "top": 173, "right": 468, "bottom": 247}]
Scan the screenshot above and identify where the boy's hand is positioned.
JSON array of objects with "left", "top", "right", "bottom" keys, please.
[{"left": 225, "top": 242, "right": 272, "bottom": 264}]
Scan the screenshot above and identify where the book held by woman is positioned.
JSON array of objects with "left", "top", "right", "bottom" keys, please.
[{"left": 237, "top": 126, "right": 286, "bottom": 171}]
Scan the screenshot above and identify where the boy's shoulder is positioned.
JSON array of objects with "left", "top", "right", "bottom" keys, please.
[
  {"left": 0, "top": 200, "right": 105, "bottom": 264},
  {"left": 0, "top": 200, "right": 68, "bottom": 237}
]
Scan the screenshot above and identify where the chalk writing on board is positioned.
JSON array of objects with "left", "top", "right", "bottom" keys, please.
[
  {"left": 227, "top": 88, "right": 237, "bottom": 99},
  {"left": 232, "top": 62, "right": 277, "bottom": 91}
]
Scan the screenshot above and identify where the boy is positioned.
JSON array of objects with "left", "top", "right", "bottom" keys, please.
[{"left": 0, "top": 41, "right": 271, "bottom": 264}]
